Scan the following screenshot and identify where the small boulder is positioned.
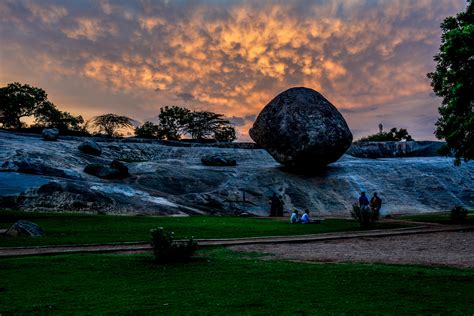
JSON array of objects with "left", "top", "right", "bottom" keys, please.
[
  {"left": 249, "top": 87, "right": 352, "bottom": 169},
  {"left": 78, "top": 140, "right": 102, "bottom": 156},
  {"left": 5, "top": 220, "right": 44, "bottom": 237},
  {"left": 41, "top": 128, "right": 59, "bottom": 141},
  {"left": 84, "top": 160, "right": 129, "bottom": 179},
  {"left": 201, "top": 154, "right": 237, "bottom": 166}
]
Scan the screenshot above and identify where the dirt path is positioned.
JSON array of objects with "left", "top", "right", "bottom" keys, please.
[
  {"left": 229, "top": 231, "right": 474, "bottom": 268},
  {"left": 1, "top": 225, "right": 472, "bottom": 258}
]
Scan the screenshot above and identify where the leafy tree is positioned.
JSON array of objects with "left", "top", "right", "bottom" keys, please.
[
  {"left": 427, "top": 1, "right": 473, "bottom": 165},
  {"left": 34, "top": 103, "right": 84, "bottom": 131},
  {"left": 0, "top": 82, "right": 83, "bottom": 131},
  {"left": 0, "top": 82, "right": 51, "bottom": 129},
  {"left": 214, "top": 125, "right": 237, "bottom": 142},
  {"left": 92, "top": 113, "right": 135, "bottom": 137},
  {"left": 134, "top": 121, "right": 165, "bottom": 139},
  {"left": 186, "top": 111, "right": 236, "bottom": 141},
  {"left": 359, "top": 127, "right": 413, "bottom": 142},
  {"left": 157, "top": 106, "right": 191, "bottom": 140}
]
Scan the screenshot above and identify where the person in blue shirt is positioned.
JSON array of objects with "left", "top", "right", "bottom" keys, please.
[
  {"left": 290, "top": 210, "right": 300, "bottom": 223},
  {"left": 359, "top": 192, "right": 370, "bottom": 210},
  {"left": 301, "top": 209, "right": 310, "bottom": 224}
]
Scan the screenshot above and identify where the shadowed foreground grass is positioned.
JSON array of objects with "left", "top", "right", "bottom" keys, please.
[
  {"left": 0, "top": 210, "right": 404, "bottom": 247},
  {"left": 0, "top": 249, "right": 473, "bottom": 314}
]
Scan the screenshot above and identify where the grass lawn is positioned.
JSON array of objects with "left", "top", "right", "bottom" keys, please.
[
  {"left": 0, "top": 249, "right": 473, "bottom": 314},
  {"left": 400, "top": 210, "right": 474, "bottom": 225},
  {"left": 0, "top": 210, "right": 404, "bottom": 247}
]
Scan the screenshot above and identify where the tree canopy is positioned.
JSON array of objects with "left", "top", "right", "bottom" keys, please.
[
  {"left": 158, "top": 106, "right": 191, "bottom": 140},
  {"left": 134, "top": 106, "right": 237, "bottom": 142},
  {"left": 359, "top": 127, "right": 413, "bottom": 142},
  {"left": 0, "top": 82, "right": 83, "bottom": 131},
  {"left": 427, "top": 1, "right": 473, "bottom": 165},
  {"left": 92, "top": 113, "right": 135, "bottom": 137}
]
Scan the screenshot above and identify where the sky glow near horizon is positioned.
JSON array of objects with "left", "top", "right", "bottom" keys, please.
[{"left": 0, "top": 0, "right": 467, "bottom": 140}]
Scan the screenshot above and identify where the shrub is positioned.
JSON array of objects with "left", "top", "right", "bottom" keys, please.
[
  {"left": 350, "top": 203, "right": 376, "bottom": 228},
  {"left": 450, "top": 206, "right": 468, "bottom": 223},
  {"left": 150, "top": 227, "right": 197, "bottom": 263}
]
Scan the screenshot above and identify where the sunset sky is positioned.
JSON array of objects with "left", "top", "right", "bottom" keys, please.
[{"left": 0, "top": 0, "right": 467, "bottom": 140}]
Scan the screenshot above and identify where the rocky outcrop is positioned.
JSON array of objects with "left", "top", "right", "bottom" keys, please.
[
  {"left": 84, "top": 160, "right": 129, "bottom": 179},
  {"left": 249, "top": 87, "right": 352, "bottom": 169},
  {"left": 1, "top": 159, "right": 80, "bottom": 179},
  {"left": 347, "top": 141, "right": 446, "bottom": 159},
  {"left": 78, "top": 140, "right": 102, "bottom": 156},
  {"left": 41, "top": 128, "right": 59, "bottom": 141},
  {"left": 201, "top": 154, "right": 237, "bottom": 166},
  {"left": 0, "top": 131, "right": 472, "bottom": 216},
  {"left": 5, "top": 220, "right": 44, "bottom": 237}
]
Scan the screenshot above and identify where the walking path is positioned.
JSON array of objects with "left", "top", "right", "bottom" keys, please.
[{"left": 1, "top": 224, "right": 472, "bottom": 258}]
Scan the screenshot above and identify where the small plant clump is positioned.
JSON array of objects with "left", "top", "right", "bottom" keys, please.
[
  {"left": 150, "top": 227, "right": 197, "bottom": 263},
  {"left": 351, "top": 204, "right": 378, "bottom": 228},
  {"left": 450, "top": 206, "right": 468, "bottom": 223}
]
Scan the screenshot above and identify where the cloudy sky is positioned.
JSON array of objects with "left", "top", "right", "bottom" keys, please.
[{"left": 0, "top": 0, "right": 466, "bottom": 140}]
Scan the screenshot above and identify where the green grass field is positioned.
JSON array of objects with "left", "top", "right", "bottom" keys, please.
[
  {"left": 400, "top": 211, "right": 474, "bottom": 224},
  {"left": 0, "top": 210, "right": 404, "bottom": 247},
  {"left": 0, "top": 249, "right": 473, "bottom": 314}
]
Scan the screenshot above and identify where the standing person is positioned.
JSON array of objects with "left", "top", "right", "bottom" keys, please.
[
  {"left": 268, "top": 193, "right": 279, "bottom": 217},
  {"left": 290, "top": 210, "right": 300, "bottom": 223},
  {"left": 359, "top": 192, "right": 370, "bottom": 211},
  {"left": 301, "top": 209, "right": 311, "bottom": 224},
  {"left": 370, "top": 192, "right": 382, "bottom": 219},
  {"left": 277, "top": 195, "right": 285, "bottom": 217}
]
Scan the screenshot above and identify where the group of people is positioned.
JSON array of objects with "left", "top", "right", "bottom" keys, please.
[
  {"left": 359, "top": 192, "right": 383, "bottom": 217},
  {"left": 268, "top": 191, "right": 383, "bottom": 222},
  {"left": 290, "top": 209, "right": 311, "bottom": 224}
]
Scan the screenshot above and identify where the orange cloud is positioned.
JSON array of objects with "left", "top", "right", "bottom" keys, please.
[{"left": 0, "top": 0, "right": 467, "bottom": 140}]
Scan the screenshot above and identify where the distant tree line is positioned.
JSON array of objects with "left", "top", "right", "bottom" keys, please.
[
  {"left": 135, "top": 106, "right": 236, "bottom": 142},
  {"left": 359, "top": 127, "right": 414, "bottom": 142},
  {"left": 0, "top": 82, "right": 236, "bottom": 142}
]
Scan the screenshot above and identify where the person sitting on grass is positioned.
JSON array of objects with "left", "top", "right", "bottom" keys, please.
[
  {"left": 301, "top": 209, "right": 311, "bottom": 224},
  {"left": 290, "top": 210, "right": 300, "bottom": 223}
]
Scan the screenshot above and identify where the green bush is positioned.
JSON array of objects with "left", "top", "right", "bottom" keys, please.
[
  {"left": 350, "top": 204, "right": 377, "bottom": 228},
  {"left": 450, "top": 206, "right": 468, "bottom": 223},
  {"left": 150, "top": 227, "right": 197, "bottom": 263}
]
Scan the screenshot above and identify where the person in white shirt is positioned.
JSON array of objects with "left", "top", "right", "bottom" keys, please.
[
  {"left": 301, "top": 209, "right": 310, "bottom": 224},
  {"left": 290, "top": 210, "right": 299, "bottom": 223}
]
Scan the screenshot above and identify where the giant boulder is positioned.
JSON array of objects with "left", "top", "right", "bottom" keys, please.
[{"left": 249, "top": 87, "right": 352, "bottom": 169}]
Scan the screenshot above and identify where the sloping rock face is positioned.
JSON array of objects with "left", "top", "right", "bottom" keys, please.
[
  {"left": 347, "top": 141, "right": 446, "bottom": 158},
  {"left": 0, "top": 131, "right": 472, "bottom": 216},
  {"left": 249, "top": 87, "right": 353, "bottom": 169}
]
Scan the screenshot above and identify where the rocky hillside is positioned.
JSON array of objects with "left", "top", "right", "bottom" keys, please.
[{"left": 0, "top": 131, "right": 472, "bottom": 217}]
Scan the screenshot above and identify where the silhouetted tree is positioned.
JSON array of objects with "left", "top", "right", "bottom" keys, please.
[
  {"left": 157, "top": 106, "right": 191, "bottom": 140},
  {"left": 213, "top": 125, "right": 237, "bottom": 142},
  {"left": 0, "top": 82, "right": 83, "bottom": 131},
  {"left": 135, "top": 121, "right": 165, "bottom": 139},
  {"left": 0, "top": 82, "right": 50, "bottom": 129},
  {"left": 34, "top": 103, "right": 84, "bottom": 131},
  {"left": 427, "top": 2, "right": 473, "bottom": 165},
  {"left": 92, "top": 113, "right": 134, "bottom": 137},
  {"left": 186, "top": 111, "right": 234, "bottom": 140}
]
